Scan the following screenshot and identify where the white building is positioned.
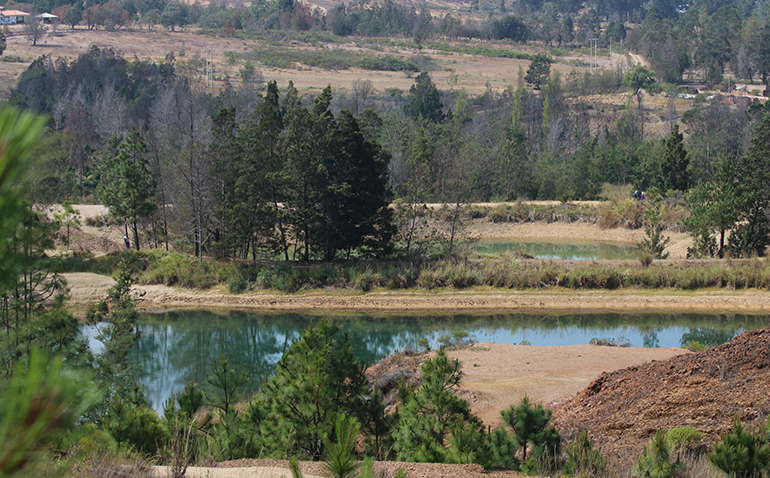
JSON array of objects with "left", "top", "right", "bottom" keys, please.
[{"left": 0, "top": 8, "right": 31, "bottom": 24}]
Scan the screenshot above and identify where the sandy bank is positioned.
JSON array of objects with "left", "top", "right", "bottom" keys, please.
[{"left": 63, "top": 272, "right": 770, "bottom": 314}]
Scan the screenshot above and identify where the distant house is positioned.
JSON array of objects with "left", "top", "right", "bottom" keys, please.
[{"left": 0, "top": 9, "right": 30, "bottom": 24}]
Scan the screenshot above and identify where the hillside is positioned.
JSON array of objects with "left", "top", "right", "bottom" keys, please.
[{"left": 553, "top": 327, "right": 770, "bottom": 468}]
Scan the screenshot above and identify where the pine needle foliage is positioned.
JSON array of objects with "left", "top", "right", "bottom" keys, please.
[
  {"left": 634, "top": 428, "right": 685, "bottom": 478},
  {"left": 255, "top": 319, "right": 375, "bottom": 460},
  {"left": 563, "top": 428, "right": 609, "bottom": 477},
  {"left": 709, "top": 416, "right": 770, "bottom": 478},
  {"left": 322, "top": 416, "right": 362, "bottom": 478},
  {"left": 501, "top": 396, "right": 560, "bottom": 465},
  {"left": 392, "top": 350, "right": 481, "bottom": 463}
]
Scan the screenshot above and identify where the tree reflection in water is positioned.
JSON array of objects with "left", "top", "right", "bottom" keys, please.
[{"left": 127, "top": 310, "right": 769, "bottom": 410}]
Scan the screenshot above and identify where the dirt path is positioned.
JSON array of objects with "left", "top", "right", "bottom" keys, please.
[{"left": 63, "top": 272, "right": 770, "bottom": 314}]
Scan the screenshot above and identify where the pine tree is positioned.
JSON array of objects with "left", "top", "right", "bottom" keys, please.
[
  {"left": 393, "top": 350, "right": 481, "bottom": 463},
  {"left": 404, "top": 72, "right": 445, "bottom": 123},
  {"left": 655, "top": 123, "right": 690, "bottom": 193},
  {"left": 635, "top": 429, "right": 684, "bottom": 478},
  {"left": 729, "top": 116, "right": 770, "bottom": 256},
  {"left": 255, "top": 320, "right": 375, "bottom": 460},
  {"left": 320, "top": 110, "right": 394, "bottom": 260},
  {"left": 85, "top": 258, "right": 142, "bottom": 401},
  {"left": 709, "top": 416, "right": 770, "bottom": 478},
  {"left": 99, "top": 127, "right": 157, "bottom": 251},
  {"left": 524, "top": 54, "right": 551, "bottom": 90},
  {"left": 501, "top": 396, "right": 560, "bottom": 468}
]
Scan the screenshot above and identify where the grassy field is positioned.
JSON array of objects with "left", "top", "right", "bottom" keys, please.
[{"left": 1, "top": 26, "right": 599, "bottom": 98}]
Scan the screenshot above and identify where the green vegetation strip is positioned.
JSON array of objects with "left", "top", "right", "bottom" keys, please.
[
  {"left": 69, "top": 250, "right": 770, "bottom": 294},
  {"left": 246, "top": 47, "right": 420, "bottom": 71}
]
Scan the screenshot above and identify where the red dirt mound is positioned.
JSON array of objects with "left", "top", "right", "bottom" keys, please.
[{"left": 553, "top": 327, "right": 770, "bottom": 469}]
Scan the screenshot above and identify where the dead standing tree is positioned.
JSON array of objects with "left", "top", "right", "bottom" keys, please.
[
  {"left": 151, "top": 80, "right": 214, "bottom": 261},
  {"left": 25, "top": 14, "right": 45, "bottom": 46}
]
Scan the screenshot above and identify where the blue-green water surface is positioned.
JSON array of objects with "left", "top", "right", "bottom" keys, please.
[
  {"left": 475, "top": 239, "right": 639, "bottom": 260},
  {"left": 123, "top": 310, "right": 769, "bottom": 410}
]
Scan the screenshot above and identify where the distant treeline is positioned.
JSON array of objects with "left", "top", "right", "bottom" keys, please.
[
  {"left": 9, "top": 45, "right": 770, "bottom": 258},
  {"left": 15, "top": 0, "right": 770, "bottom": 89}
]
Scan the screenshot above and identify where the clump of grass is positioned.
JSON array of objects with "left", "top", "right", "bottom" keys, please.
[
  {"left": 638, "top": 251, "right": 654, "bottom": 267},
  {"left": 589, "top": 336, "right": 631, "bottom": 347},
  {"left": 58, "top": 249, "right": 770, "bottom": 295},
  {"left": 485, "top": 202, "right": 599, "bottom": 224},
  {"left": 140, "top": 251, "right": 235, "bottom": 289}
]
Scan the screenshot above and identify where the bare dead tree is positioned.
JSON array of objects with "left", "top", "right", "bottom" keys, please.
[
  {"left": 350, "top": 78, "right": 374, "bottom": 115},
  {"left": 25, "top": 15, "right": 45, "bottom": 46},
  {"left": 151, "top": 80, "right": 214, "bottom": 261},
  {"left": 92, "top": 82, "right": 128, "bottom": 139}
]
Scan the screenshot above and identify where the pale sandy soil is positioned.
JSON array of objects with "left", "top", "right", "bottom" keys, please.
[
  {"left": 1, "top": 28, "right": 590, "bottom": 98},
  {"left": 449, "top": 343, "right": 687, "bottom": 427},
  {"left": 152, "top": 465, "right": 325, "bottom": 478},
  {"left": 64, "top": 273, "right": 770, "bottom": 313}
]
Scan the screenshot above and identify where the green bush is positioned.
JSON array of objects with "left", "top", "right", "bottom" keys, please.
[
  {"left": 140, "top": 252, "right": 233, "bottom": 289},
  {"left": 709, "top": 416, "right": 770, "bottom": 478},
  {"left": 682, "top": 341, "right": 707, "bottom": 352},
  {"left": 666, "top": 426, "right": 702, "bottom": 458},
  {"left": 228, "top": 272, "right": 249, "bottom": 294},
  {"left": 634, "top": 429, "right": 684, "bottom": 478}
]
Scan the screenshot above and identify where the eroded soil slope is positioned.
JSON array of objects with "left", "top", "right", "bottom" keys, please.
[{"left": 553, "top": 327, "right": 770, "bottom": 468}]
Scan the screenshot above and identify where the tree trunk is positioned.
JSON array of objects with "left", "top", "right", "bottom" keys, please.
[{"left": 132, "top": 218, "right": 140, "bottom": 251}]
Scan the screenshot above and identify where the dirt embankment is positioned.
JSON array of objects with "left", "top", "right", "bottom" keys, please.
[
  {"left": 553, "top": 327, "right": 770, "bottom": 469},
  {"left": 367, "top": 343, "right": 688, "bottom": 429}
]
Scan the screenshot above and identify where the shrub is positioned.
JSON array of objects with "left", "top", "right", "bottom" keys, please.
[
  {"left": 638, "top": 251, "right": 654, "bottom": 267},
  {"left": 682, "top": 341, "right": 707, "bottom": 352},
  {"left": 227, "top": 272, "right": 249, "bottom": 294},
  {"left": 709, "top": 416, "right": 770, "bottom": 478},
  {"left": 666, "top": 426, "right": 702, "bottom": 459},
  {"left": 563, "top": 428, "right": 608, "bottom": 477},
  {"left": 634, "top": 429, "right": 684, "bottom": 478},
  {"left": 139, "top": 251, "right": 233, "bottom": 289}
]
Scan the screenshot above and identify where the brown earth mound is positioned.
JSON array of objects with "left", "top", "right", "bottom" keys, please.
[{"left": 553, "top": 327, "right": 770, "bottom": 469}]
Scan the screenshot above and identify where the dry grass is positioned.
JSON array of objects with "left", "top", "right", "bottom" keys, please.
[
  {"left": 65, "top": 454, "right": 154, "bottom": 478},
  {"left": 0, "top": 27, "right": 566, "bottom": 98}
]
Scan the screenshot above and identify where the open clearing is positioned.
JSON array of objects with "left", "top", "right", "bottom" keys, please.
[{"left": 2, "top": 28, "right": 595, "bottom": 97}]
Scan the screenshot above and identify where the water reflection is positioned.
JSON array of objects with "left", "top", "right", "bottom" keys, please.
[
  {"left": 126, "top": 310, "right": 768, "bottom": 410},
  {"left": 475, "top": 240, "right": 638, "bottom": 260}
]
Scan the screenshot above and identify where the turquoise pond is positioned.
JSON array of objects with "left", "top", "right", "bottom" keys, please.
[
  {"left": 475, "top": 239, "right": 639, "bottom": 260},
  {"left": 86, "top": 310, "right": 770, "bottom": 410}
]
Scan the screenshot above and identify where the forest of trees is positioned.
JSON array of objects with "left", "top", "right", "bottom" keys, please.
[
  {"left": 3, "top": 101, "right": 770, "bottom": 476},
  {"left": 6, "top": 43, "right": 770, "bottom": 259}
]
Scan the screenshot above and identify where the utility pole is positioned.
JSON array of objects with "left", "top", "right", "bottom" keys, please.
[
  {"left": 206, "top": 48, "right": 214, "bottom": 88},
  {"left": 589, "top": 38, "right": 598, "bottom": 73}
]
